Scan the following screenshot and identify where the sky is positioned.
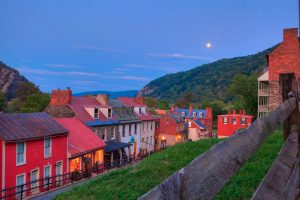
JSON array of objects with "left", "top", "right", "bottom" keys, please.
[{"left": 0, "top": 0, "right": 298, "bottom": 93}]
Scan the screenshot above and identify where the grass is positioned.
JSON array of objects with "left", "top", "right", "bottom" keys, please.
[
  {"left": 214, "top": 129, "right": 283, "bottom": 200},
  {"left": 55, "top": 138, "right": 221, "bottom": 200},
  {"left": 55, "top": 130, "right": 284, "bottom": 200}
]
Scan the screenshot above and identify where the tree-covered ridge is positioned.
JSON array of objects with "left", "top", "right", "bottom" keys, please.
[{"left": 138, "top": 46, "right": 276, "bottom": 103}]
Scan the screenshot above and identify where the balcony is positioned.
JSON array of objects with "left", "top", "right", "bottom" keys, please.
[
  {"left": 258, "top": 89, "right": 268, "bottom": 96},
  {"left": 258, "top": 105, "right": 268, "bottom": 112}
]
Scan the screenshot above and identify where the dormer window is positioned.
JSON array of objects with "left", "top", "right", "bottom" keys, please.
[
  {"left": 108, "top": 108, "right": 112, "bottom": 118},
  {"left": 145, "top": 107, "right": 148, "bottom": 114},
  {"left": 182, "top": 112, "right": 185, "bottom": 117},
  {"left": 139, "top": 107, "right": 142, "bottom": 115},
  {"left": 193, "top": 112, "right": 197, "bottom": 117},
  {"left": 94, "top": 108, "right": 99, "bottom": 119},
  {"left": 199, "top": 112, "right": 203, "bottom": 117}
]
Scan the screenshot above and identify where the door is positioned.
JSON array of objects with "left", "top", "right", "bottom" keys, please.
[
  {"left": 30, "top": 169, "right": 39, "bottom": 194},
  {"left": 55, "top": 161, "right": 63, "bottom": 186}
]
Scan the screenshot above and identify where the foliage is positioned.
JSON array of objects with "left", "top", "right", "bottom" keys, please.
[
  {"left": 202, "top": 99, "right": 227, "bottom": 120},
  {"left": 174, "top": 91, "right": 196, "bottom": 108},
  {"left": 139, "top": 47, "right": 275, "bottom": 103},
  {"left": 0, "top": 91, "right": 6, "bottom": 112},
  {"left": 215, "top": 129, "right": 283, "bottom": 200},
  {"left": 144, "top": 97, "right": 170, "bottom": 110},
  {"left": 6, "top": 82, "right": 50, "bottom": 113},
  {"left": 229, "top": 74, "right": 258, "bottom": 116},
  {"left": 55, "top": 138, "right": 221, "bottom": 200}
]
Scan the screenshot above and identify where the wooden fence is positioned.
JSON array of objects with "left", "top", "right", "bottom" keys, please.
[{"left": 139, "top": 73, "right": 300, "bottom": 200}]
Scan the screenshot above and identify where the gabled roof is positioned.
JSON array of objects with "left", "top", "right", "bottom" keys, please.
[
  {"left": 118, "top": 97, "right": 146, "bottom": 107},
  {"left": 175, "top": 108, "right": 206, "bottom": 119},
  {"left": 167, "top": 113, "right": 185, "bottom": 123},
  {"left": 258, "top": 71, "right": 269, "bottom": 81},
  {"left": 69, "top": 96, "right": 107, "bottom": 122},
  {"left": 109, "top": 99, "right": 141, "bottom": 123},
  {"left": 192, "top": 120, "right": 207, "bottom": 129},
  {"left": 0, "top": 112, "right": 68, "bottom": 142},
  {"left": 55, "top": 118, "right": 106, "bottom": 158}
]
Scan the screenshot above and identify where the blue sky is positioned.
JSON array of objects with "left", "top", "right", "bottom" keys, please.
[{"left": 0, "top": 0, "right": 298, "bottom": 93}]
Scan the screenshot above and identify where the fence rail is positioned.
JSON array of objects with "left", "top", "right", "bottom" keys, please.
[{"left": 139, "top": 73, "right": 300, "bottom": 200}]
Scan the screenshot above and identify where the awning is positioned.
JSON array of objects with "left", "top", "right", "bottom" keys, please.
[{"left": 104, "top": 140, "right": 131, "bottom": 152}]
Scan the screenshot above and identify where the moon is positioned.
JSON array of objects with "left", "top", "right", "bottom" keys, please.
[{"left": 206, "top": 42, "right": 212, "bottom": 48}]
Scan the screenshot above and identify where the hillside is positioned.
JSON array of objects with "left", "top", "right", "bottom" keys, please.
[
  {"left": 0, "top": 61, "right": 29, "bottom": 100},
  {"left": 138, "top": 46, "right": 276, "bottom": 102},
  {"left": 73, "top": 90, "right": 138, "bottom": 98}
]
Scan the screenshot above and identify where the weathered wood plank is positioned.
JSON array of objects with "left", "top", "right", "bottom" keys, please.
[
  {"left": 139, "top": 98, "right": 296, "bottom": 200},
  {"left": 251, "top": 130, "right": 299, "bottom": 200}
]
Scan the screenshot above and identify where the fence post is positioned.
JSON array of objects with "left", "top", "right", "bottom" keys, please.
[{"left": 280, "top": 73, "right": 297, "bottom": 140}]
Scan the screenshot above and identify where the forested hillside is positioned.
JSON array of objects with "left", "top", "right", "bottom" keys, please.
[{"left": 138, "top": 46, "right": 276, "bottom": 102}]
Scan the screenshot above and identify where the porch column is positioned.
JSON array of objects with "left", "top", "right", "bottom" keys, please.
[{"left": 110, "top": 152, "right": 114, "bottom": 166}]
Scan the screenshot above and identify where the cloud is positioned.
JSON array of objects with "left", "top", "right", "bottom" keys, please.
[
  {"left": 17, "top": 67, "right": 100, "bottom": 77},
  {"left": 118, "top": 76, "right": 150, "bottom": 81},
  {"left": 125, "top": 63, "right": 176, "bottom": 72},
  {"left": 147, "top": 53, "right": 213, "bottom": 60},
  {"left": 45, "top": 63, "right": 82, "bottom": 69},
  {"left": 73, "top": 45, "right": 122, "bottom": 53}
]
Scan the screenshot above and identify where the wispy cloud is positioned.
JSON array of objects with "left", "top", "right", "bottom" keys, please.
[
  {"left": 73, "top": 45, "right": 122, "bottom": 53},
  {"left": 45, "top": 63, "right": 82, "bottom": 69},
  {"left": 72, "top": 80, "right": 98, "bottom": 85},
  {"left": 17, "top": 67, "right": 100, "bottom": 77},
  {"left": 118, "top": 76, "right": 150, "bottom": 81},
  {"left": 147, "top": 53, "right": 213, "bottom": 60},
  {"left": 125, "top": 63, "right": 176, "bottom": 72}
]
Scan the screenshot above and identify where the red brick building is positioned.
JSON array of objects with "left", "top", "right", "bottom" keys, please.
[
  {"left": 258, "top": 28, "right": 300, "bottom": 117},
  {"left": 218, "top": 110, "right": 253, "bottom": 138},
  {"left": 0, "top": 113, "right": 69, "bottom": 198}
]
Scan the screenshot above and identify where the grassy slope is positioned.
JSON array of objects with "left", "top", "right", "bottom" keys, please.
[
  {"left": 55, "top": 139, "right": 221, "bottom": 200},
  {"left": 214, "top": 130, "right": 283, "bottom": 200},
  {"left": 56, "top": 130, "right": 283, "bottom": 200}
]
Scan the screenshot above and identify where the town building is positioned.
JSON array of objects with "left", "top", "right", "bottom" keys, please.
[
  {"left": 218, "top": 110, "right": 253, "bottom": 138},
  {"left": 174, "top": 106, "right": 213, "bottom": 140},
  {"left": 54, "top": 118, "right": 106, "bottom": 173},
  {"left": 118, "top": 97, "right": 156, "bottom": 155},
  {"left": 258, "top": 28, "right": 300, "bottom": 117},
  {"left": 0, "top": 112, "right": 69, "bottom": 198}
]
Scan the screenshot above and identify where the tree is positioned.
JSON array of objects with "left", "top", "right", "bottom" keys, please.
[
  {"left": 0, "top": 91, "right": 6, "bottom": 112},
  {"left": 175, "top": 92, "right": 196, "bottom": 108},
  {"left": 202, "top": 99, "right": 227, "bottom": 120},
  {"left": 229, "top": 74, "right": 258, "bottom": 116},
  {"left": 21, "top": 93, "right": 50, "bottom": 113},
  {"left": 158, "top": 100, "right": 170, "bottom": 110},
  {"left": 144, "top": 97, "right": 158, "bottom": 108}
]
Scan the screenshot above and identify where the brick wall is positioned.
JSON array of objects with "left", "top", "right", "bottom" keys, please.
[
  {"left": 50, "top": 89, "right": 72, "bottom": 106},
  {"left": 268, "top": 81, "right": 281, "bottom": 111}
]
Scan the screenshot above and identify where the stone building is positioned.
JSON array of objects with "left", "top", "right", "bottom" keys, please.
[{"left": 258, "top": 28, "right": 300, "bottom": 117}]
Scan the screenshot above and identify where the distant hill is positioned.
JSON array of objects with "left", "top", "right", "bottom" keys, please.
[
  {"left": 73, "top": 90, "right": 138, "bottom": 99},
  {"left": 138, "top": 46, "right": 276, "bottom": 102},
  {"left": 0, "top": 61, "right": 30, "bottom": 100}
]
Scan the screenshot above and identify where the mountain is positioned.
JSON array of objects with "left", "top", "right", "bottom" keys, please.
[
  {"left": 73, "top": 90, "right": 138, "bottom": 99},
  {"left": 0, "top": 61, "right": 29, "bottom": 100},
  {"left": 138, "top": 46, "right": 276, "bottom": 102}
]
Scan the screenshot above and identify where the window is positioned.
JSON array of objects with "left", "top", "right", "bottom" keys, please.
[
  {"left": 199, "top": 112, "right": 203, "bottom": 117},
  {"left": 101, "top": 129, "right": 106, "bottom": 140},
  {"left": 146, "top": 137, "right": 149, "bottom": 146},
  {"left": 44, "top": 138, "right": 52, "bottom": 158},
  {"left": 241, "top": 118, "right": 246, "bottom": 125},
  {"left": 16, "top": 142, "right": 25, "bottom": 165},
  {"left": 150, "top": 122, "right": 153, "bottom": 130},
  {"left": 150, "top": 136, "right": 152, "bottom": 145},
  {"left": 143, "top": 122, "right": 145, "bottom": 131},
  {"left": 44, "top": 165, "right": 51, "bottom": 188},
  {"left": 129, "top": 124, "right": 132, "bottom": 136},
  {"left": 223, "top": 117, "right": 228, "bottom": 124},
  {"left": 94, "top": 108, "right": 99, "bottom": 119},
  {"left": 108, "top": 108, "right": 112, "bottom": 118},
  {"left": 122, "top": 125, "right": 125, "bottom": 137},
  {"left": 30, "top": 169, "right": 39, "bottom": 194},
  {"left": 147, "top": 122, "right": 149, "bottom": 130},
  {"left": 56, "top": 161, "right": 63, "bottom": 186},
  {"left": 182, "top": 112, "right": 185, "bottom": 117},
  {"left": 232, "top": 117, "right": 237, "bottom": 125},
  {"left": 111, "top": 127, "right": 116, "bottom": 139},
  {"left": 193, "top": 112, "right": 197, "bottom": 117},
  {"left": 166, "top": 118, "right": 169, "bottom": 123},
  {"left": 16, "top": 174, "right": 26, "bottom": 199},
  {"left": 139, "top": 107, "right": 142, "bottom": 115},
  {"left": 145, "top": 108, "right": 148, "bottom": 114},
  {"left": 134, "top": 124, "right": 137, "bottom": 135}
]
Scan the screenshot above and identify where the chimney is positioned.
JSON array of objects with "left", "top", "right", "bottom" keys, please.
[
  {"left": 283, "top": 28, "right": 299, "bottom": 49},
  {"left": 170, "top": 106, "right": 175, "bottom": 112},
  {"left": 50, "top": 88, "right": 72, "bottom": 106},
  {"left": 96, "top": 94, "right": 109, "bottom": 105},
  {"left": 189, "top": 105, "right": 193, "bottom": 114},
  {"left": 135, "top": 96, "right": 145, "bottom": 105}
]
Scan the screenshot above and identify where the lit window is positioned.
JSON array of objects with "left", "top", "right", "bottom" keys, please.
[
  {"left": 108, "top": 108, "right": 112, "bottom": 118},
  {"left": 199, "top": 112, "right": 203, "bottom": 117},
  {"left": 16, "top": 142, "right": 25, "bottom": 165},
  {"left": 223, "top": 117, "right": 228, "bottom": 124},
  {"left": 94, "top": 108, "right": 99, "bottom": 119},
  {"left": 193, "top": 112, "right": 197, "bottom": 117},
  {"left": 44, "top": 138, "right": 52, "bottom": 158},
  {"left": 182, "top": 112, "right": 185, "bottom": 117}
]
